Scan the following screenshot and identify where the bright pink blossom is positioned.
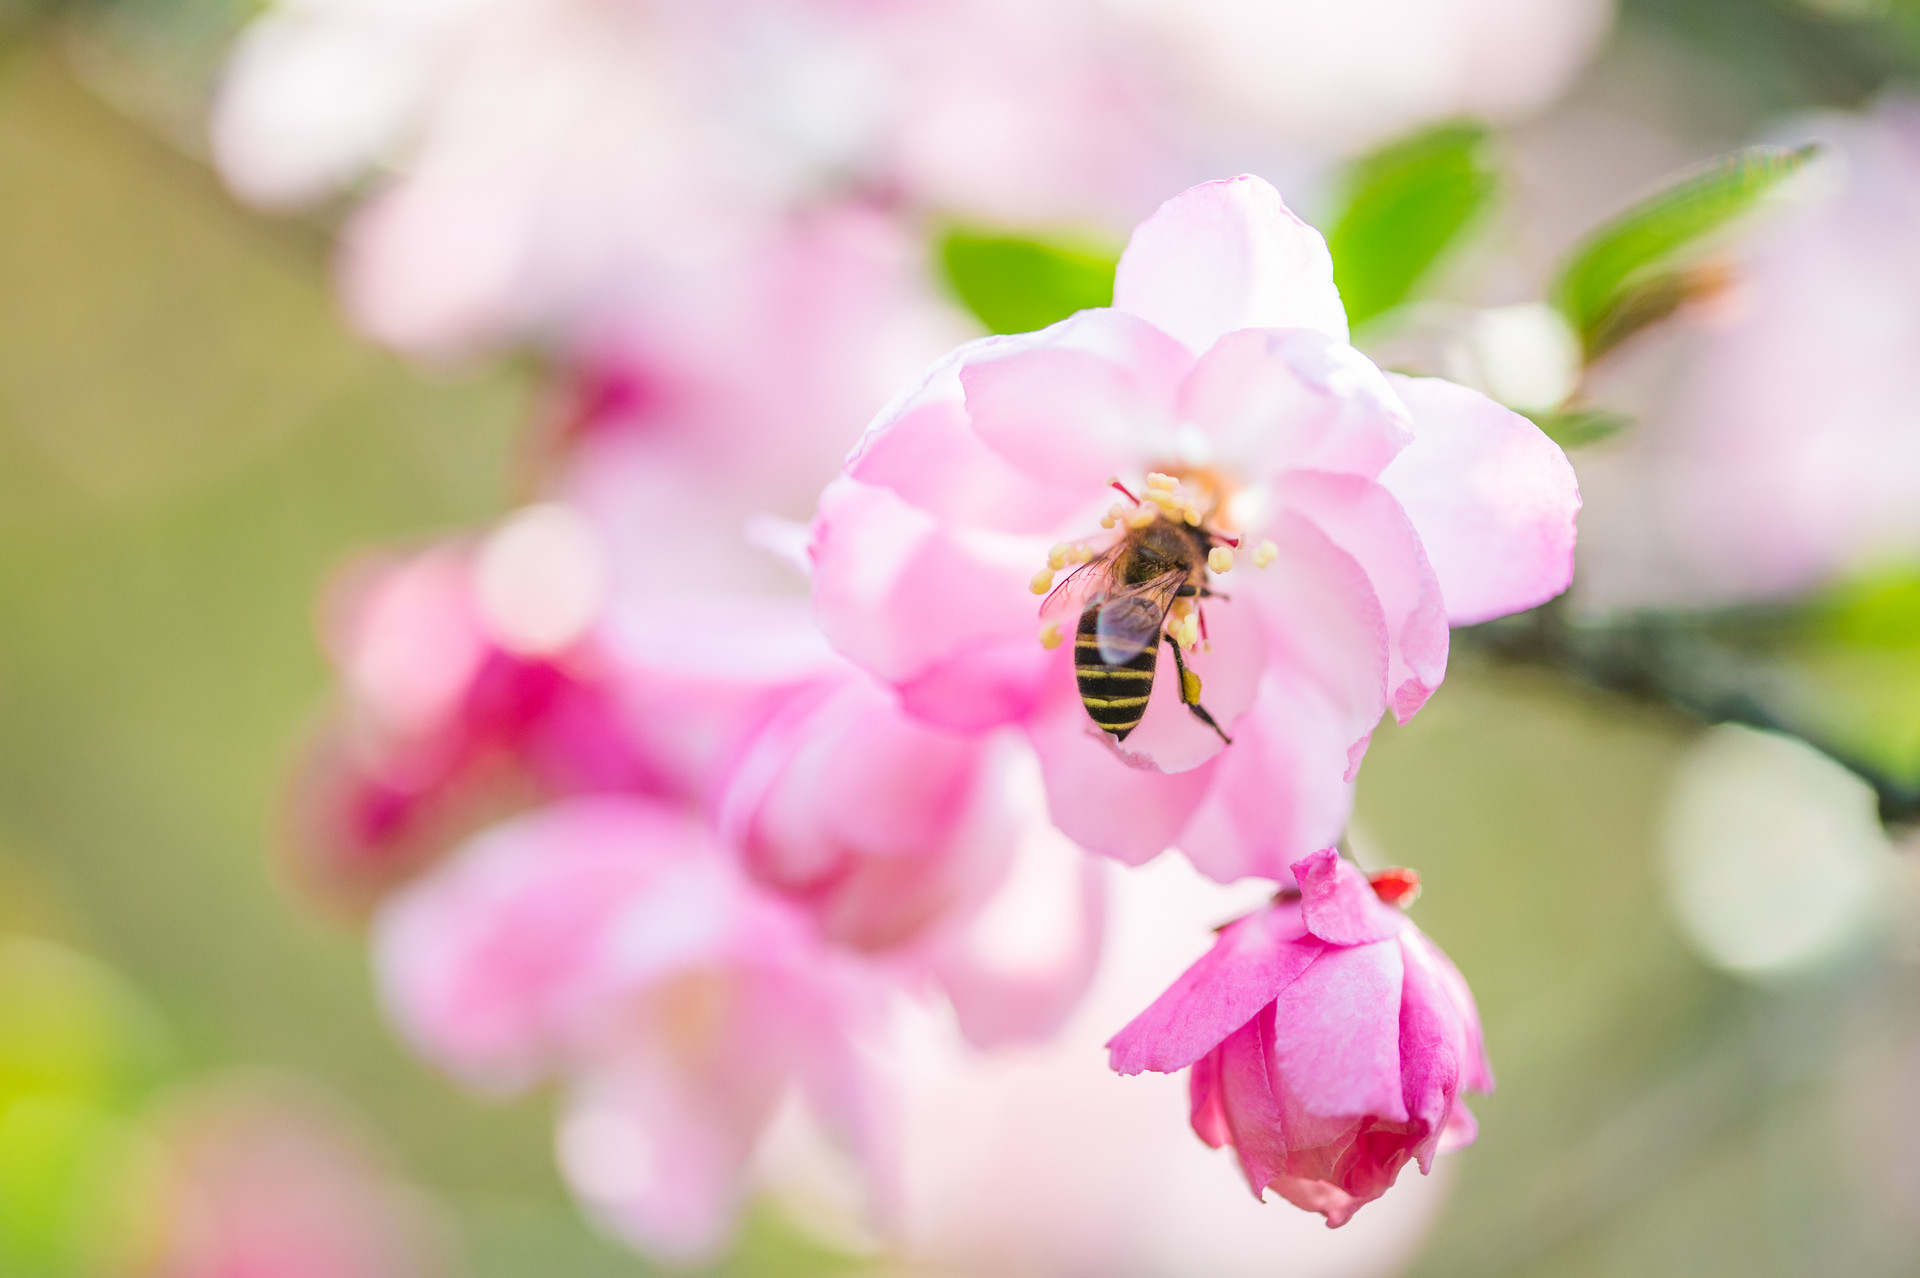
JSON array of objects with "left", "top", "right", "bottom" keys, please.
[
  {"left": 1107, "top": 849, "right": 1491, "bottom": 1227},
  {"left": 287, "top": 527, "right": 653, "bottom": 908},
  {"left": 375, "top": 795, "right": 886, "bottom": 1260},
  {"left": 810, "top": 176, "right": 1579, "bottom": 880}
]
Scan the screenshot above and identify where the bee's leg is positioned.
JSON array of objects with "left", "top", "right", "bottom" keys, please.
[
  {"left": 1162, "top": 634, "right": 1232, "bottom": 745},
  {"left": 1197, "top": 587, "right": 1230, "bottom": 601}
]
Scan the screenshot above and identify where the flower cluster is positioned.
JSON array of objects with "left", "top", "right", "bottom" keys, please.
[{"left": 215, "top": 0, "right": 1607, "bottom": 1263}]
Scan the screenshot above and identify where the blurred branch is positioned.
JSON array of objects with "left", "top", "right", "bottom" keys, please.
[{"left": 1458, "top": 600, "right": 1920, "bottom": 826}]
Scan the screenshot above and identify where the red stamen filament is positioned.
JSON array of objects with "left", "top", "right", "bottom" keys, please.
[{"left": 1108, "top": 478, "right": 1141, "bottom": 505}]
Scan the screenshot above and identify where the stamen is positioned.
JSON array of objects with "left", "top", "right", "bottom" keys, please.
[
  {"left": 1207, "top": 546, "right": 1234, "bottom": 574},
  {"left": 1184, "top": 507, "right": 1202, "bottom": 526},
  {"left": 1047, "top": 542, "right": 1072, "bottom": 571},
  {"left": 1038, "top": 621, "right": 1063, "bottom": 650},
  {"left": 1126, "top": 506, "right": 1158, "bottom": 529},
  {"left": 1252, "top": 540, "right": 1279, "bottom": 568},
  {"left": 1212, "top": 532, "right": 1241, "bottom": 548},
  {"left": 1145, "top": 471, "right": 1178, "bottom": 490},
  {"left": 1029, "top": 569, "right": 1055, "bottom": 595},
  {"left": 1108, "top": 477, "right": 1141, "bottom": 505}
]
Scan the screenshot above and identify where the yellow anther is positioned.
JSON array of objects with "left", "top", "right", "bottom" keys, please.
[
  {"left": 1048, "top": 542, "right": 1072, "bottom": 571},
  {"left": 1030, "top": 569, "right": 1055, "bottom": 595},
  {"left": 1253, "top": 539, "right": 1279, "bottom": 568},
  {"left": 1072, "top": 543, "right": 1093, "bottom": 562},
  {"left": 1146, "top": 471, "right": 1178, "bottom": 490},
  {"left": 1126, "top": 507, "right": 1159, "bottom": 529},
  {"left": 1208, "top": 546, "right": 1234, "bottom": 574},
  {"left": 1169, "top": 612, "right": 1200, "bottom": 650},
  {"left": 1039, "top": 621, "right": 1063, "bottom": 650},
  {"left": 1184, "top": 507, "right": 1203, "bottom": 526},
  {"left": 1181, "top": 668, "right": 1202, "bottom": 705},
  {"left": 1099, "top": 514, "right": 1117, "bottom": 529}
]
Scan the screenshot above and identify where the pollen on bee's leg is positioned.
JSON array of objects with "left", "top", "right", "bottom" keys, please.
[
  {"left": 1039, "top": 621, "right": 1063, "bottom": 650},
  {"left": 1030, "top": 569, "right": 1055, "bottom": 595},
  {"left": 1207, "top": 546, "right": 1234, "bottom": 574},
  {"left": 1181, "top": 668, "right": 1202, "bottom": 705},
  {"left": 1253, "top": 540, "right": 1279, "bottom": 568}
]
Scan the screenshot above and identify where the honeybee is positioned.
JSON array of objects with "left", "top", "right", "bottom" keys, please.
[{"left": 1045, "top": 516, "right": 1233, "bottom": 745}]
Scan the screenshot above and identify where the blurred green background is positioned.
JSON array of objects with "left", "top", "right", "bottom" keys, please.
[{"left": 3, "top": 2, "right": 1920, "bottom": 1274}]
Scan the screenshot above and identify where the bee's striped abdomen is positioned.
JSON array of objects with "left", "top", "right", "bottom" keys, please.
[{"left": 1074, "top": 607, "right": 1156, "bottom": 740}]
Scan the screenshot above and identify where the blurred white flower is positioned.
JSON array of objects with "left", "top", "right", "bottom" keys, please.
[
  {"left": 1661, "top": 724, "right": 1896, "bottom": 980},
  {"left": 1091, "top": 0, "right": 1615, "bottom": 157}
]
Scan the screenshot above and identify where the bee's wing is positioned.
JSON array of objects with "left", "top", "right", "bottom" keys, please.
[
  {"left": 1094, "top": 571, "right": 1185, "bottom": 666},
  {"left": 1040, "top": 540, "right": 1127, "bottom": 627}
]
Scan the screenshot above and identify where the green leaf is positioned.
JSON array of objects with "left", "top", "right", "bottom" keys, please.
[
  {"left": 1551, "top": 144, "right": 1818, "bottom": 355},
  {"left": 936, "top": 227, "right": 1120, "bottom": 335},
  {"left": 1327, "top": 121, "right": 1499, "bottom": 331},
  {"left": 1527, "top": 407, "right": 1632, "bottom": 449}
]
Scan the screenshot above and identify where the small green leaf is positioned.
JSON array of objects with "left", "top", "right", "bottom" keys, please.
[
  {"left": 1551, "top": 144, "right": 1818, "bottom": 355},
  {"left": 936, "top": 227, "right": 1120, "bottom": 335},
  {"left": 1527, "top": 407, "right": 1632, "bottom": 449},
  {"left": 1327, "top": 121, "right": 1499, "bottom": 331}
]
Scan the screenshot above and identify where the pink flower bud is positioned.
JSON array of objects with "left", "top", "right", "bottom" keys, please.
[{"left": 1106, "top": 848, "right": 1490, "bottom": 1227}]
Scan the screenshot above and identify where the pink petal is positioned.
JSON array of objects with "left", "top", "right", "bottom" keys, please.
[
  {"left": 1214, "top": 1007, "right": 1292, "bottom": 1198},
  {"left": 1106, "top": 900, "right": 1324, "bottom": 1075},
  {"left": 1395, "top": 931, "right": 1466, "bottom": 1176},
  {"left": 959, "top": 310, "right": 1192, "bottom": 493},
  {"left": 1109, "top": 590, "right": 1266, "bottom": 775},
  {"left": 1113, "top": 176, "right": 1349, "bottom": 355},
  {"left": 1291, "top": 848, "right": 1408, "bottom": 947},
  {"left": 372, "top": 797, "right": 726, "bottom": 1091},
  {"left": 1279, "top": 470, "right": 1448, "bottom": 722},
  {"left": 1379, "top": 374, "right": 1580, "bottom": 626},
  {"left": 809, "top": 477, "right": 1049, "bottom": 716},
  {"left": 1177, "top": 329, "right": 1412, "bottom": 481},
  {"left": 1268, "top": 937, "right": 1408, "bottom": 1122},
  {"left": 1233, "top": 510, "right": 1391, "bottom": 767},
  {"left": 1406, "top": 926, "right": 1494, "bottom": 1094},
  {"left": 1025, "top": 672, "right": 1219, "bottom": 864},
  {"left": 850, "top": 391, "right": 1087, "bottom": 536},
  {"left": 1174, "top": 672, "right": 1358, "bottom": 884},
  {"left": 559, "top": 1062, "right": 770, "bottom": 1263}
]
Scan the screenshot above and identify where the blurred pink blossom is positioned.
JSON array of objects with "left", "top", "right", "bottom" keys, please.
[
  {"left": 286, "top": 514, "right": 652, "bottom": 908},
  {"left": 1093, "top": 0, "right": 1613, "bottom": 159},
  {"left": 1107, "top": 849, "right": 1491, "bottom": 1227},
  {"left": 139, "top": 1080, "right": 448, "bottom": 1278},
  {"left": 810, "top": 176, "right": 1579, "bottom": 881},
  {"left": 374, "top": 795, "right": 888, "bottom": 1260},
  {"left": 211, "top": 0, "right": 1171, "bottom": 355},
  {"left": 1577, "top": 101, "right": 1920, "bottom": 607}
]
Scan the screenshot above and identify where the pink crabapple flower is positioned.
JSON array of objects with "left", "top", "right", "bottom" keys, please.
[
  {"left": 374, "top": 795, "right": 889, "bottom": 1261},
  {"left": 285, "top": 512, "right": 654, "bottom": 909},
  {"left": 809, "top": 175, "right": 1580, "bottom": 881},
  {"left": 1107, "top": 848, "right": 1491, "bottom": 1227},
  {"left": 138, "top": 1078, "right": 450, "bottom": 1278},
  {"left": 212, "top": 0, "right": 1173, "bottom": 355}
]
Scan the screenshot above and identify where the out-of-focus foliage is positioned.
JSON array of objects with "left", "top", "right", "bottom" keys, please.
[
  {"left": 1528, "top": 407, "right": 1632, "bottom": 450},
  {"left": 1769, "top": 565, "right": 1920, "bottom": 788},
  {"left": 0, "top": 940, "right": 166, "bottom": 1275},
  {"left": 1624, "top": 0, "right": 1920, "bottom": 116},
  {"left": 936, "top": 226, "right": 1119, "bottom": 335},
  {"left": 1550, "top": 144, "right": 1815, "bottom": 358},
  {"left": 1328, "top": 122, "right": 1499, "bottom": 331}
]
